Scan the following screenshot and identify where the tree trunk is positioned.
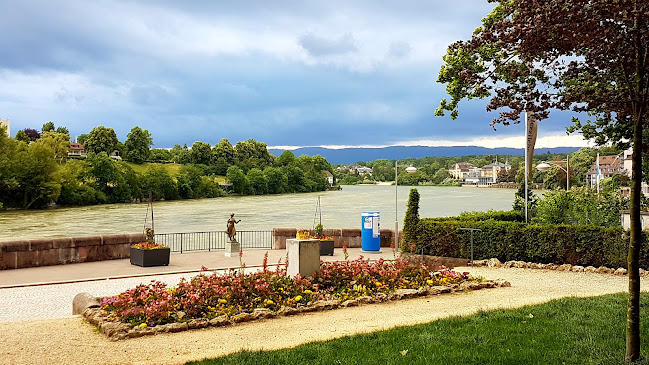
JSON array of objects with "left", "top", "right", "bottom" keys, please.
[{"left": 626, "top": 114, "right": 643, "bottom": 362}]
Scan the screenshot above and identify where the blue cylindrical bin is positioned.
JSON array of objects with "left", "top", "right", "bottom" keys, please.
[{"left": 361, "top": 212, "right": 381, "bottom": 252}]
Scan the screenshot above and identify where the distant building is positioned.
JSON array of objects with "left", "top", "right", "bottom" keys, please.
[
  {"left": 585, "top": 153, "right": 623, "bottom": 188},
  {"left": 110, "top": 150, "right": 122, "bottom": 161},
  {"left": 68, "top": 142, "right": 87, "bottom": 158},
  {"left": 478, "top": 160, "right": 511, "bottom": 185},
  {"left": 325, "top": 171, "right": 334, "bottom": 187},
  {"left": 355, "top": 166, "right": 373, "bottom": 175},
  {"left": 0, "top": 119, "right": 9, "bottom": 137},
  {"left": 448, "top": 162, "right": 476, "bottom": 180}
]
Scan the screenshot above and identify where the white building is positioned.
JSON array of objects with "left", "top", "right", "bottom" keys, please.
[{"left": 0, "top": 119, "right": 9, "bottom": 137}]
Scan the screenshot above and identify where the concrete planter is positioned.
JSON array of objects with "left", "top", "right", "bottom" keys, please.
[
  {"left": 130, "top": 247, "right": 170, "bottom": 267},
  {"left": 286, "top": 239, "right": 320, "bottom": 277}
]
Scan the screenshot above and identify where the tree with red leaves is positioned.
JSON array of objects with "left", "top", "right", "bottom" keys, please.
[{"left": 436, "top": 1, "right": 649, "bottom": 361}]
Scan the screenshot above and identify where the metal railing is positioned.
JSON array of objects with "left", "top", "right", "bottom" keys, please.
[{"left": 154, "top": 230, "right": 273, "bottom": 253}]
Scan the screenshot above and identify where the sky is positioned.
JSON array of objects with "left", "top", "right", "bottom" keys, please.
[{"left": 0, "top": 1, "right": 592, "bottom": 150}]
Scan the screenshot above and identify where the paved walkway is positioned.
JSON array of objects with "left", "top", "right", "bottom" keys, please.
[{"left": 0, "top": 248, "right": 395, "bottom": 323}]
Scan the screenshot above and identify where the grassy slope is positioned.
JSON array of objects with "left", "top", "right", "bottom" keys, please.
[
  {"left": 124, "top": 162, "right": 227, "bottom": 183},
  {"left": 189, "top": 294, "right": 649, "bottom": 365}
]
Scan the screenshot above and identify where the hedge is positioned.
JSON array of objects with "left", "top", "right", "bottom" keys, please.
[{"left": 411, "top": 218, "right": 648, "bottom": 269}]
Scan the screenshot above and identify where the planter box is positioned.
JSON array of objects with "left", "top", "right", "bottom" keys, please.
[
  {"left": 320, "top": 240, "right": 334, "bottom": 256},
  {"left": 130, "top": 247, "right": 170, "bottom": 267}
]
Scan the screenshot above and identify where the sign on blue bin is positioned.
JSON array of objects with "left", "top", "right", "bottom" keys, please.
[{"left": 361, "top": 212, "right": 380, "bottom": 252}]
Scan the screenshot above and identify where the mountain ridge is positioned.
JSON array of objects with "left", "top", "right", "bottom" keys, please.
[{"left": 268, "top": 146, "right": 580, "bottom": 164}]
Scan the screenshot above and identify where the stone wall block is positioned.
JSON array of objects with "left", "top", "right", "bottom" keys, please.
[
  {"left": 52, "top": 237, "right": 73, "bottom": 249},
  {"left": 29, "top": 238, "right": 54, "bottom": 251},
  {"left": 16, "top": 250, "right": 38, "bottom": 268},
  {"left": 37, "top": 249, "right": 60, "bottom": 266},
  {"left": 128, "top": 233, "right": 146, "bottom": 244},
  {"left": 102, "top": 234, "right": 131, "bottom": 246},
  {"left": 3, "top": 240, "right": 30, "bottom": 252},
  {"left": 59, "top": 248, "right": 78, "bottom": 264},
  {"left": 0, "top": 252, "right": 17, "bottom": 269},
  {"left": 72, "top": 236, "right": 102, "bottom": 247}
]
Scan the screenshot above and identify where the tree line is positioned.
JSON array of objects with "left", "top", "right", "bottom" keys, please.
[
  {"left": 335, "top": 145, "right": 645, "bottom": 189},
  {"left": 0, "top": 123, "right": 333, "bottom": 209}
]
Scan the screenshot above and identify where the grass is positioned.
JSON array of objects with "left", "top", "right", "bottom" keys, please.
[
  {"left": 124, "top": 162, "right": 183, "bottom": 175},
  {"left": 188, "top": 294, "right": 649, "bottom": 365},
  {"left": 123, "top": 162, "right": 227, "bottom": 183}
]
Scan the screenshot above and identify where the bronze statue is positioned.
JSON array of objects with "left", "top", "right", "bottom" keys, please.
[{"left": 227, "top": 213, "right": 241, "bottom": 241}]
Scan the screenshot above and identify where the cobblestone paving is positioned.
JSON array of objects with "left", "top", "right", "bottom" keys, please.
[{"left": 0, "top": 273, "right": 205, "bottom": 323}]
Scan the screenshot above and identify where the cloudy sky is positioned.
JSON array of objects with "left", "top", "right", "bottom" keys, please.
[{"left": 0, "top": 1, "right": 591, "bottom": 149}]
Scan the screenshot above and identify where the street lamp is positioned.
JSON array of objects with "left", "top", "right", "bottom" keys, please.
[
  {"left": 536, "top": 155, "right": 570, "bottom": 190},
  {"left": 395, "top": 163, "right": 417, "bottom": 254}
]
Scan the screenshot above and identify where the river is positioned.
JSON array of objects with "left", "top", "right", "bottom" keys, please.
[{"left": 0, "top": 185, "right": 515, "bottom": 242}]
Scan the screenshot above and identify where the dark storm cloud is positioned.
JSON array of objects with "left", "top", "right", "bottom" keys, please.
[{"left": 0, "top": 1, "right": 588, "bottom": 149}]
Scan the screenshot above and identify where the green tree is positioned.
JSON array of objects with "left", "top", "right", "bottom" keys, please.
[
  {"left": 190, "top": 141, "right": 212, "bottom": 165},
  {"left": 124, "top": 126, "right": 152, "bottom": 164},
  {"left": 264, "top": 167, "right": 288, "bottom": 194},
  {"left": 41, "top": 121, "right": 55, "bottom": 132},
  {"left": 35, "top": 131, "right": 70, "bottom": 162},
  {"left": 56, "top": 126, "right": 69, "bottom": 135},
  {"left": 15, "top": 130, "right": 29, "bottom": 143},
  {"left": 435, "top": 2, "right": 649, "bottom": 358},
  {"left": 84, "top": 126, "right": 118, "bottom": 155},
  {"left": 170, "top": 144, "right": 191, "bottom": 164},
  {"left": 141, "top": 166, "right": 178, "bottom": 201},
  {"left": 234, "top": 139, "right": 273, "bottom": 172},
  {"left": 56, "top": 160, "right": 104, "bottom": 206},
  {"left": 212, "top": 139, "right": 235, "bottom": 166},
  {"left": 247, "top": 168, "right": 268, "bottom": 195},
  {"left": 402, "top": 188, "right": 420, "bottom": 250},
  {"left": 10, "top": 142, "right": 61, "bottom": 208},
  {"left": 176, "top": 165, "right": 204, "bottom": 199},
  {"left": 226, "top": 165, "right": 248, "bottom": 194},
  {"left": 276, "top": 150, "right": 297, "bottom": 167}
]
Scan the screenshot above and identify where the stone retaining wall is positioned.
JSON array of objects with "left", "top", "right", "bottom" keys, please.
[
  {"left": 273, "top": 228, "right": 398, "bottom": 250},
  {"left": 0, "top": 233, "right": 145, "bottom": 270}
]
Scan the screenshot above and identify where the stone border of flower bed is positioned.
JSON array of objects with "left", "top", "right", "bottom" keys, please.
[
  {"left": 78, "top": 279, "right": 511, "bottom": 341},
  {"left": 471, "top": 258, "right": 644, "bottom": 277}
]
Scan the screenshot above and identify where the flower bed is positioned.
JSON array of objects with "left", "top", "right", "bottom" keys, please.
[{"left": 87, "top": 256, "right": 508, "bottom": 340}]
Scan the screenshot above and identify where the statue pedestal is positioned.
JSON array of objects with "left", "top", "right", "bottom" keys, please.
[
  {"left": 225, "top": 240, "right": 240, "bottom": 257},
  {"left": 286, "top": 238, "right": 320, "bottom": 277}
]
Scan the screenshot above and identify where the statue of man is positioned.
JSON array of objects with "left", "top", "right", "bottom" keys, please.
[{"left": 226, "top": 213, "right": 241, "bottom": 241}]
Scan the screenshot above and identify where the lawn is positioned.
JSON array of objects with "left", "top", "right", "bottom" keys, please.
[{"left": 188, "top": 294, "right": 649, "bottom": 365}]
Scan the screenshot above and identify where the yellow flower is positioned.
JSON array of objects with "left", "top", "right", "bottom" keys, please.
[
  {"left": 295, "top": 295, "right": 303, "bottom": 302},
  {"left": 139, "top": 323, "right": 147, "bottom": 328},
  {"left": 426, "top": 279, "right": 434, "bottom": 285},
  {"left": 264, "top": 299, "right": 274, "bottom": 305},
  {"left": 218, "top": 299, "right": 227, "bottom": 304},
  {"left": 304, "top": 289, "right": 313, "bottom": 294},
  {"left": 375, "top": 281, "right": 382, "bottom": 287}
]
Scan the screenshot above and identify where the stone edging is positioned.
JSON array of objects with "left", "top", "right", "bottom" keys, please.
[
  {"left": 471, "top": 258, "right": 645, "bottom": 277},
  {"left": 81, "top": 279, "right": 510, "bottom": 341}
]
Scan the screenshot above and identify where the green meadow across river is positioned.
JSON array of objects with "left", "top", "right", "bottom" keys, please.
[{"left": 0, "top": 185, "right": 515, "bottom": 242}]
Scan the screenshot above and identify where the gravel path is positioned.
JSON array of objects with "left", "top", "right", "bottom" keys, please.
[{"left": 0, "top": 267, "right": 643, "bottom": 365}]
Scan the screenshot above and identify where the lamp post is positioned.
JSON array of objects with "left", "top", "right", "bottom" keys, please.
[
  {"left": 394, "top": 162, "right": 417, "bottom": 253},
  {"left": 536, "top": 155, "right": 570, "bottom": 190}
]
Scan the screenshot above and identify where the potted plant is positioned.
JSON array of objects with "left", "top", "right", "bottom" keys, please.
[
  {"left": 315, "top": 223, "right": 334, "bottom": 256},
  {"left": 130, "top": 227, "right": 170, "bottom": 267}
]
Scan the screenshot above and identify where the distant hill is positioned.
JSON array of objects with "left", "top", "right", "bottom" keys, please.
[{"left": 268, "top": 146, "right": 581, "bottom": 165}]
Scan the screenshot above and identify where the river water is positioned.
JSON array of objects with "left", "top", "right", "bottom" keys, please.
[{"left": 0, "top": 185, "right": 515, "bottom": 242}]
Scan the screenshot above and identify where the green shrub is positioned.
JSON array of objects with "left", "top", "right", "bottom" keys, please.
[
  {"left": 402, "top": 188, "right": 420, "bottom": 250},
  {"left": 413, "top": 219, "right": 648, "bottom": 269}
]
